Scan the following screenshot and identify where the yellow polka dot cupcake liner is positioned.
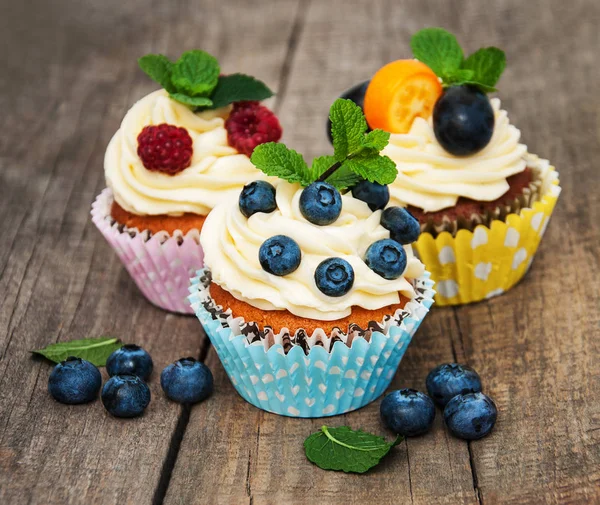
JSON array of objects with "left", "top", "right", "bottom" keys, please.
[{"left": 413, "top": 159, "right": 560, "bottom": 306}]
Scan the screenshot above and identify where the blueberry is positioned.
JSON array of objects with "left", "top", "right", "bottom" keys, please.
[
  {"left": 239, "top": 180, "right": 277, "bottom": 218},
  {"left": 444, "top": 392, "right": 497, "bottom": 440},
  {"left": 326, "top": 80, "right": 370, "bottom": 145},
  {"left": 365, "top": 239, "right": 407, "bottom": 280},
  {"left": 48, "top": 357, "right": 101, "bottom": 405},
  {"left": 380, "top": 389, "right": 436, "bottom": 437},
  {"left": 259, "top": 235, "right": 301, "bottom": 276},
  {"left": 299, "top": 182, "right": 342, "bottom": 226},
  {"left": 106, "top": 344, "right": 153, "bottom": 380},
  {"left": 426, "top": 363, "right": 483, "bottom": 408},
  {"left": 314, "top": 257, "right": 354, "bottom": 297},
  {"left": 161, "top": 357, "right": 214, "bottom": 404},
  {"left": 101, "top": 374, "right": 151, "bottom": 418},
  {"left": 433, "top": 85, "right": 495, "bottom": 156},
  {"left": 351, "top": 180, "right": 390, "bottom": 211},
  {"left": 381, "top": 207, "right": 421, "bottom": 245}
]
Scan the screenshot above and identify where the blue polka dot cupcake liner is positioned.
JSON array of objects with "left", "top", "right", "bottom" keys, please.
[{"left": 189, "top": 269, "right": 435, "bottom": 418}]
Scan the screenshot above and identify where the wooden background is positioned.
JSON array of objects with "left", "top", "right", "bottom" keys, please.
[{"left": 1, "top": 0, "right": 599, "bottom": 503}]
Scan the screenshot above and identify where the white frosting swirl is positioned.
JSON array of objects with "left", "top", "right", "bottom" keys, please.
[
  {"left": 105, "top": 89, "right": 266, "bottom": 216},
  {"left": 383, "top": 98, "right": 528, "bottom": 212},
  {"left": 201, "top": 181, "right": 425, "bottom": 321}
]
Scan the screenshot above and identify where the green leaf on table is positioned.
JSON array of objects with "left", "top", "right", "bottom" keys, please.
[
  {"left": 171, "top": 50, "right": 220, "bottom": 97},
  {"left": 343, "top": 152, "right": 397, "bottom": 185},
  {"left": 411, "top": 27, "right": 463, "bottom": 81},
  {"left": 330, "top": 98, "right": 368, "bottom": 161},
  {"left": 169, "top": 93, "right": 213, "bottom": 107},
  {"left": 210, "top": 73, "right": 274, "bottom": 109},
  {"left": 304, "top": 425, "right": 402, "bottom": 473},
  {"left": 462, "top": 47, "right": 506, "bottom": 91},
  {"left": 251, "top": 142, "right": 313, "bottom": 186},
  {"left": 138, "top": 54, "right": 176, "bottom": 93},
  {"left": 32, "top": 337, "right": 122, "bottom": 367}
]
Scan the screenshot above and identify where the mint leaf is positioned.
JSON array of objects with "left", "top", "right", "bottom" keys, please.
[
  {"left": 169, "top": 93, "right": 213, "bottom": 107},
  {"left": 304, "top": 426, "right": 401, "bottom": 473},
  {"left": 311, "top": 155, "right": 338, "bottom": 179},
  {"left": 330, "top": 99, "right": 368, "bottom": 162},
  {"left": 210, "top": 74, "right": 274, "bottom": 109},
  {"left": 138, "top": 54, "right": 176, "bottom": 93},
  {"left": 362, "top": 129, "right": 390, "bottom": 151},
  {"left": 324, "top": 165, "right": 362, "bottom": 190},
  {"left": 343, "top": 152, "right": 397, "bottom": 185},
  {"left": 32, "top": 337, "right": 122, "bottom": 367},
  {"left": 251, "top": 143, "right": 312, "bottom": 185},
  {"left": 171, "top": 50, "right": 220, "bottom": 97},
  {"left": 462, "top": 47, "right": 506, "bottom": 90},
  {"left": 411, "top": 27, "right": 463, "bottom": 81}
]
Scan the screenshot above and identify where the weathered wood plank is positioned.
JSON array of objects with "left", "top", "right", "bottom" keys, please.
[{"left": 0, "top": 0, "right": 300, "bottom": 503}]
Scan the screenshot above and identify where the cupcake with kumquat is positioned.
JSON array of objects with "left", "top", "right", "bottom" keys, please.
[
  {"left": 328, "top": 28, "right": 560, "bottom": 305},
  {"left": 189, "top": 99, "right": 435, "bottom": 418},
  {"left": 92, "top": 50, "right": 282, "bottom": 313}
]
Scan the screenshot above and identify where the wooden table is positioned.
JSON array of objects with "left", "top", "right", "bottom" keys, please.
[{"left": 1, "top": 0, "right": 599, "bottom": 503}]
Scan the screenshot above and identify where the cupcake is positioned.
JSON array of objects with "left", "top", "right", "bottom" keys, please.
[
  {"left": 189, "top": 99, "right": 435, "bottom": 417},
  {"left": 331, "top": 28, "right": 560, "bottom": 305},
  {"left": 92, "top": 50, "right": 282, "bottom": 313}
]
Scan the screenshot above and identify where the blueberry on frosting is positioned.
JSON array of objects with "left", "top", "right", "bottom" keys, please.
[
  {"left": 351, "top": 180, "right": 390, "bottom": 211},
  {"left": 259, "top": 235, "right": 301, "bottom": 276},
  {"left": 299, "top": 182, "right": 342, "bottom": 226},
  {"left": 365, "top": 239, "right": 407, "bottom": 280},
  {"left": 381, "top": 207, "right": 421, "bottom": 245},
  {"left": 315, "top": 258, "right": 355, "bottom": 297},
  {"left": 239, "top": 180, "right": 277, "bottom": 218}
]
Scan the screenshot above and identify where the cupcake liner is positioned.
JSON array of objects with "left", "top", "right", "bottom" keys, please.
[
  {"left": 189, "top": 269, "right": 435, "bottom": 418},
  {"left": 91, "top": 188, "right": 204, "bottom": 314},
  {"left": 413, "top": 157, "right": 560, "bottom": 306}
]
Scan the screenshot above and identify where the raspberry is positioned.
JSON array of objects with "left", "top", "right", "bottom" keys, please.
[
  {"left": 137, "top": 124, "right": 193, "bottom": 175},
  {"left": 225, "top": 102, "right": 282, "bottom": 157}
]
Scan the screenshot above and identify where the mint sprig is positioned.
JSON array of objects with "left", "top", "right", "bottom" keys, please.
[
  {"left": 411, "top": 27, "right": 506, "bottom": 92},
  {"left": 138, "top": 51, "right": 274, "bottom": 109},
  {"left": 251, "top": 99, "right": 396, "bottom": 190},
  {"left": 32, "top": 337, "right": 123, "bottom": 367},
  {"left": 304, "top": 425, "right": 402, "bottom": 473}
]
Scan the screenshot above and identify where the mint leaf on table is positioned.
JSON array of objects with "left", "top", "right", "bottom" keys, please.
[
  {"left": 462, "top": 47, "right": 506, "bottom": 92},
  {"left": 330, "top": 99, "right": 369, "bottom": 161},
  {"left": 411, "top": 27, "right": 463, "bottom": 82},
  {"left": 168, "top": 93, "right": 213, "bottom": 107},
  {"left": 343, "top": 152, "right": 397, "bottom": 185},
  {"left": 138, "top": 54, "right": 176, "bottom": 93},
  {"left": 170, "top": 50, "right": 220, "bottom": 97},
  {"left": 304, "top": 426, "right": 402, "bottom": 473},
  {"left": 32, "top": 337, "right": 122, "bottom": 367},
  {"left": 210, "top": 74, "right": 274, "bottom": 109},
  {"left": 251, "top": 142, "right": 313, "bottom": 186}
]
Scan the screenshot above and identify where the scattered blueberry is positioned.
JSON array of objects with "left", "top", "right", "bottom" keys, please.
[
  {"left": 299, "top": 182, "right": 342, "bottom": 226},
  {"left": 433, "top": 85, "right": 495, "bottom": 156},
  {"left": 239, "top": 180, "right": 277, "bottom": 218},
  {"left": 161, "top": 357, "right": 214, "bottom": 404},
  {"left": 315, "top": 257, "right": 354, "bottom": 297},
  {"left": 365, "top": 239, "right": 407, "bottom": 279},
  {"left": 101, "top": 374, "right": 151, "bottom": 418},
  {"left": 426, "top": 363, "right": 483, "bottom": 408},
  {"left": 380, "top": 389, "right": 436, "bottom": 437},
  {"left": 380, "top": 207, "right": 421, "bottom": 245},
  {"left": 444, "top": 392, "right": 497, "bottom": 440},
  {"left": 48, "top": 357, "right": 102, "bottom": 405},
  {"left": 106, "top": 344, "right": 153, "bottom": 381},
  {"left": 326, "top": 80, "right": 370, "bottom": 145},
  {"left": 351, "top": 180, "right": 390, "bottom": 211},
  {"left": 259, "top": 235, "right": 301, "bottom": 276}
]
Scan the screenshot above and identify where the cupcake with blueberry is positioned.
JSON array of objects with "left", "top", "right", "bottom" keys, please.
[
  {"left": 92, "top": 50, "right": 282, "bottom": 313},
  {"left": 329, "top": 28, "right": 560, "bottom": 305},
  {"left": 189, "top": 99, "right": 435, "bottom": 417}
]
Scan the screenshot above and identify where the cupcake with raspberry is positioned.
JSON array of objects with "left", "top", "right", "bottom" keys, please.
[
  {"left": 189, "top": 99, "right": 435, "bottom": 417},
  {"left": 329, "top": 28, "right": 560, "bottom": 305},
  {"left": 92, "top": 50, "right": 282, "bottom": 313}
]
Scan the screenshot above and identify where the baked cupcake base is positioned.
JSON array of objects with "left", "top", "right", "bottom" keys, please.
[
  {"left": 413, "top": 155, "right": 560, "bottom": 306},
  {"left": 91, "top": 188, "right": 205, "bottom": 314},
  {"left": 189, "top": 269, "right": 435, "bottom": 418}
]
